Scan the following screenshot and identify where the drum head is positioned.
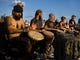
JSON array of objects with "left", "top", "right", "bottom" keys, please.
[
  {"left": 42, "top": 31, "right": 54, "bottom": 37},
  {"left": 28, "top": 31, "right": 44, "bottom": 41}
]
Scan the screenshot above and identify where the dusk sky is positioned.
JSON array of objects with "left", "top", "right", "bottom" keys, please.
[{"left": 0, "top": 0, "right": 80, "bottom": 22}]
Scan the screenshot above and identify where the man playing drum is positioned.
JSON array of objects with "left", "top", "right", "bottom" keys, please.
[
  {"left": 44, "top": 13, "right": 67, "bottom": 60},
  {"left": 5, "top": 5, "right": 32, "bottom": 60},
  {"left": 44, "top": 13, "right": 59, "bottom": 31},
  {"left": 30, "top": 9, "right": 54, "bottom": 59},
  {"left": 6, "top": 6, "right": 24, "bottom": 39}
]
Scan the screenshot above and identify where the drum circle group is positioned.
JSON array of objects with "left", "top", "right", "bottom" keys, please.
[{"left": 0, "top": 25, "right": 79, "bottom": 60}]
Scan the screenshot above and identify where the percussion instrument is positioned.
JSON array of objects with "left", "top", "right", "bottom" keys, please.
[
  {"left": 28, "top": 31, "right": 44, "bottom": 41},
  {"left": 42, "top": 31, "right": 54, "bottom": 38}
]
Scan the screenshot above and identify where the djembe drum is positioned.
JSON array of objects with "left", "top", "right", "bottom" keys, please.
[
  {"left": 42, "top": 31, "right": 54, "bottom": 44},
  {"left": 42, "top": 31, "right": 54, "bottom": 38},
  {"left": 28, "top": 30, "right": 44, "bottom": 45}
]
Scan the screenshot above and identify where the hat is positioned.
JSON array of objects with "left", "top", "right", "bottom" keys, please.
[
  {"left": 72, "top": 15, "right": 76, "bottom": 17},
  {"left": 49, "top": 13, "right": 54, "bottom": 17},
  {"left": 61, "top": 16, "right": 66, "bottom": 19},
  {"left": 13, "top": 5, "right": 23, "bottom": 12}
]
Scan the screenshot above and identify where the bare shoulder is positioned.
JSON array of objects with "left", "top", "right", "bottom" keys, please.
[
  {"left": 5, "top": 16, "right": 14, "bottom": 26},
  {"left": 20, "top": 18, "right": 24, "bottom": 22},
  {"left": 6, "top": 16, "right": 13, "bottom": 21}
]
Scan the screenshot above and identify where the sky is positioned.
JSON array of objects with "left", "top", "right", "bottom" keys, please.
[{"left": 0, "top": 0, "right": 80, "bottom": 23}]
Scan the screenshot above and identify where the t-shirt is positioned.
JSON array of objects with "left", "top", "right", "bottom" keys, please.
[
  {"left": 30, "top": 18, "right": 43, "bottom": 30},
  {"left": 45, "top": 20, "right": 56, "bottom": 28}
]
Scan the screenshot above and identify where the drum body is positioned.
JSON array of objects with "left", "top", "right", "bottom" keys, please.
[
  {"left": 28, "top": 31, "right": 44, "bottom": 41},
  {"left": 42, "top": 31, "right": 54, "bottom": 39}
]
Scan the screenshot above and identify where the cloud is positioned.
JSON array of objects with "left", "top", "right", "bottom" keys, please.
[{"left": 12, "top": 0, "right": 25, "bottom": 6}]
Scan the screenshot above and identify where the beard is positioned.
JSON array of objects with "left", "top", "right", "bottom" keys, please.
[{"left": 13, "top": 15, "right": 22, "bottom": 20}]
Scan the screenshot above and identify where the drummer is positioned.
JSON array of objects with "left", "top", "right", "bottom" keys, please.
[
  {"left": 58, "top": 16, "right": 68, "bottom": 32},
  {"left": 44, "top": 13, "right": 59, "bottom": 32},
  {"left": 5, "top": 5, "right": 32, "bottom": 59},
  {"left": 44, "top": 13, "right": 67, "bottom": 60},
  {"left": 30, "top": 9, "right": 54, "bottom": 59},
  {"left": 6, "top": 5, "right": 24, "bottom": 39}
]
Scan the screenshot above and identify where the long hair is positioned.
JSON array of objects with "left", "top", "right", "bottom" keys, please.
[{"left": 34, "top": 9, "right": 42, "bottom": 20}]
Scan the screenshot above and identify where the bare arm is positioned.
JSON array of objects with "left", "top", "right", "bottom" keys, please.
[
  {"left": 44, "top": 25, "right": 52, "bottom": 30},
  {"left": 44, "top": 25, "right": 59, "bottom": 31}
]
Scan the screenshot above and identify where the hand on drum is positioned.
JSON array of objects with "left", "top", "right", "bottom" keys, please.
[
  {"left": 31, "top": 23, "right": 37, "bottom": 30},
  {"left": 57, "top": 29, "right": 65, "bottom": 33},
  {"left": 41, "top": 29, "right": 46, "bottom": 32}
]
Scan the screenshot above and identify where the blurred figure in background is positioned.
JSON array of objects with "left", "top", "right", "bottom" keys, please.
[
  {"left": 69, "top": 15, "right": 76, "bottom": 30},
  {"left": 59, "top": 16, "right": 67, "bottom": 32},
  {"left": 75, "top": 18, "right": 80, "bottom": 32}
]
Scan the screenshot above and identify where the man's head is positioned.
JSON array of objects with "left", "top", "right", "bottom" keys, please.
[
  {"left": 35, "top": 9, "right": 42, "bottom": 17},
  {"left": 35, "top": 9, "right": 43, "bottom": 20},
  {"left": 71, "top": 15, "right": 76, "bottom": 20},
  {"left": 12, "top": 5, "right": 23, "bottom": 20},
  {"left": 49, "top": 13, "right": 55, "bottom": 21},
  {"left": 61, "top": 16, "right": 66, "bottom": 22}
]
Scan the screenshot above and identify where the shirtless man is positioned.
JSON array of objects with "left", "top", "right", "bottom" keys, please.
[
  {"left": 5, "top": 5, "right": 33, "bottom": 60},
  {"left": 6, "top": 5, "right": 24, "bottom": 39}
]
